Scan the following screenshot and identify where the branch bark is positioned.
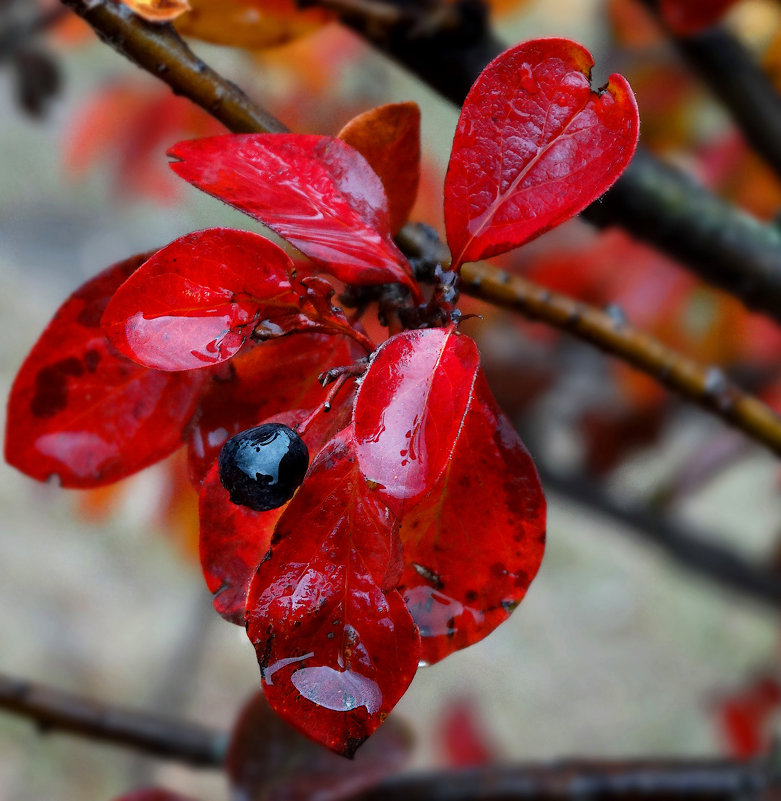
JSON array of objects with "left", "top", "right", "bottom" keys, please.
[
  {"left": 398, "top": 223, "right": 781, "bottom": 461},
  {"left": 0, "top": 670, "right": 774, "bottom": 801},
  {"left": 356, "top": 760, "right": 774, "bottom": 801},
  {"left": 59, "top": 0, "right": 286, "bottom": 134},
  {"left": 0, "top": 673, "right": 226, "bottom": 766},
  {"left": 536, "top": 462, "right": 781, "bottom": 610}
]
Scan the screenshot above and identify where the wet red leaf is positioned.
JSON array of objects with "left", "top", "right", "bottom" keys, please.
[
  {"left": 659, "top": 0, "right": 739, "bottom": 36},
  {"left": 227, "top": 690, "right": 412, "bottom": 801},
  {"left": 5, "top": 254, "right": 204, "bottom": 488},
  {"left": 199, "top": 402, "right": 354, "bottom": 624},
  {"left": 353, "top": 327, "right": 481, "bottom": 513},
  {"left": 338, "top": 102, "right": 421, "bottom": 235},
  {"left": 397, "top": 371, "right": 546, "bottom": 664},
  {"left": 168, "top": 135, "right": 421, "bottom": 299},
  {"left": 102, "top": 228, "right": 363, "bottom": 372},
  {"left": 444, "top": 38, "right": 639, "bottom": 269},
  {"left": 245, "top": 429, "right": 420, "bottom": 756},
  {"left": 188, "top": 333, "right": 357, "bottom": 486}
]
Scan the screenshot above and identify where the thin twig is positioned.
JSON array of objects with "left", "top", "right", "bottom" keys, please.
[
  {"left": 59, "top": 0, "right": 287, "bottom": 134},
  {"left": 356, "top": 760, "right": 774, "bottom": 801},
  {"left": 0, "top": 673, "right": 227, "bottom": 766},
  {"left": 460, "top": 259, "right": 781, "bottom": 458},
  {"left": 537, "top": 462, "right": 781, "bottom": 610}
]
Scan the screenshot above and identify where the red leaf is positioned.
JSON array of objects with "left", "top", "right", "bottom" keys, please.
[
  {"left": 245, "top": 429, "right": 420, "bottom": 756},
  {"left": 398, "top": 371, "right": 545, "bottom": 664},
  {"left": 199, "top": 402, "right": 354, "bottom": 624},
  {"left": 660, "top": 0, "right": 739, "bottom": 36},
  {"left": 168, "top": 135, "right": 421, "bottom": 299},
  {"left": 188, "top": 333, "right": 358, "bottom": 486},
  {"left": 5, "top": 254, "right": 204, "bottom": 488},
  {"left": 102, "top": 228, "right": 350, "bottom": 372},
  {"left": 226, "top": 690, "right": 412, "bottom": 801},
  {"left": 338, "top": 102, "right": 421, "bottom": 235},
  {"left": 353, "top": 327, "right": 481, "bottom": 513},
  {"left": 444, "top": 38, "right": 639, "bottom": 269}
]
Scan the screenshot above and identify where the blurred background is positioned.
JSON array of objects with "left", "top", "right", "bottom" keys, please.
[{"left": 3, "top": 0, "right": 781, "bottom": 799}]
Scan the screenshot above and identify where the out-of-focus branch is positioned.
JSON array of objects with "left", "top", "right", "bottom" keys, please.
[
  {"left": 357, "top": 759, "right": 774, "bottom": 801},
  {"left": 59, "top": 0, "right": 287, "bottom": 134},
  {"left": 639, "top": 0, "right": 781, "bottom": 180},
  {"left": 537, "top": 462, "right": 781, "bottom": 609},
  {"left": 0, "top": 673, "right": 227, "bottom": 766}
]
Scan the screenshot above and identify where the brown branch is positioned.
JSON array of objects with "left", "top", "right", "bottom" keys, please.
[
  {"left": 396, "top": 222, "right": 781, "bottom": 461},
  {"left": 459, "top": 259, "right": 781, "bottom": 458},
  {"left": 0, "top": 673, "right": 227, "bottom": 766},
  {"left": 59, "top": 0, "right": 287, "bottom": 135},
  {"left": 1, "top": 669, "right": 775, "bottom": 801},
  {"left": 356, "top": 760, "right": 774, "bottom": 801},
  {"left": 536, "top": 461, "right": 781, "bottom": 610}
]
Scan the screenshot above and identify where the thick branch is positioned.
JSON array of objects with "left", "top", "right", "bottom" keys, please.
[
  {"left": 358, "top": 760, "right": 773, "bottom": 801},
  {"left": 59, "top": 0, "right": 287, "bottom": 134},
  {"left": 0, "top": 673, "right": 227, "bottom": 766}
]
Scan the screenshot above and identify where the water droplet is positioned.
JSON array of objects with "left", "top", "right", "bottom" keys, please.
[{"left": 520, "top": 63, "right": 539, "bottom": 94}]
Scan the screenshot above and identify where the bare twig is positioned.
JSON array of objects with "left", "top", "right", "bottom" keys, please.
[
  {"left": 356, "top": 760, "right": 774, "bottom": 801},
  {"left": 0, "top": 669, "right": 774, "bottom": 800},
  {"left": 59, "top": 0, "right": 287, "bottom": 134},
  {"left": 536, "top": 462, "right": 781, "bottom": 610},
  {"left": 0, "top": 673, "right": 227, "bottom": 766}
]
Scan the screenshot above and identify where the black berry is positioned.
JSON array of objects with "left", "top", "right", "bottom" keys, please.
[{"left": 218, "top": 423, "right": 309, "bottom": 512}]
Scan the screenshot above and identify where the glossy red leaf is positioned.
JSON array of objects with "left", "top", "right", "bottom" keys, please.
[
  {"left": 660, "top": 0, "right": 739, "bottom": 36},
  {"left": 168, "top": 135, "right": 421, "bottom": 299},
  {"left": 354, "top": 327, "right": 481, "bottom": 513},
  {"left": 199, "top": 401, "right": 354, "bottom": 624},
  {"left": 102, "top": 228, "right": 357, "bottom": 372},
  {"left": 398, "top": 370, "right": 546, "bottom": 664},
  {"left": 245, "top": 429, "right": 420, "bottom": 756},
  {"left": 444, "top": 38, "right": 639, "bottom": 269},
  {"left": 227, "top": 690, "right": 411, "bottom": 801},
  {"left": 338, "top": 102, "right": 421, "bottom": 235},
  {"left": 5, "top": 254, "right": 204, "bottom": 488},
  {"left": 188, "top": 333, "right": 358, "bottom": 486}
]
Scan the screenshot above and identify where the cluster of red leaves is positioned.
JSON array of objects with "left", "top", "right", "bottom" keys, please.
[{"left": 5, "top": 39, "right": 638, "bottom": 755}]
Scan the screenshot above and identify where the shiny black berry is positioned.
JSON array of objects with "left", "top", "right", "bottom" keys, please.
[{"left": 218, "top": 423, "right": 309, "bottom": 512}]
